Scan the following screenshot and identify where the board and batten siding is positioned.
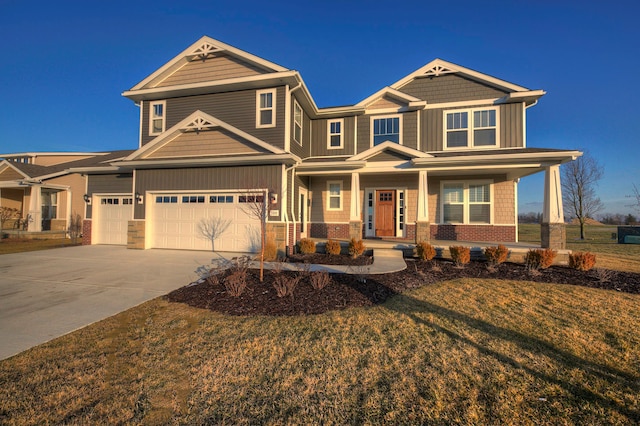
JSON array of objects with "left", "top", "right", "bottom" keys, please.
[
  {"left": 141, "top": 87, "right": 286, "bottom": 150},
  {"left": 289, "top": 94, "right": 311, "bottom": 159},
  {"left": 398, "top": 74, "right": 509, "bottom": 104},
  {"left": 134, "top": 165, "right": 282, "bottom": 219},
  {"left": 310, "top": 116, "right": 356, "bottom": 157},
  {"left": 86, "top": 173, "right": 134, "bottom": 218},
  {"left": 156, "top": 54, "right": 267, "bottom": 88},
  {"left": 355, "top": 112, "right": 417, "bottom": 154},
  {"left": 421, "top": 103, "right": 524, "bottom": 151}
]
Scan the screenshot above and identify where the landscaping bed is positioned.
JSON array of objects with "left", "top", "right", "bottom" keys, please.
[
  {"left": 286, "top": 252, "right": 372, "bottom": 266},
  {"left": 166, "top": 259, "right": 640, "bottom": 316}
]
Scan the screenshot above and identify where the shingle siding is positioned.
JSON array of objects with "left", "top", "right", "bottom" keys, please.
[
  {"left": 156, "top": 54, "right": 266, "bottom": 88},
  {"left": 398, "top": 74, "right": 509, "bottom": 103}
]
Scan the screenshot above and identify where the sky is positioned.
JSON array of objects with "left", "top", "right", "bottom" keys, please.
[{"left": 1, "top": 0, "right": 638, "bottom": 216}]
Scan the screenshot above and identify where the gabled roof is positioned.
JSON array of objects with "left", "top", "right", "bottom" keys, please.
[
  {"left": 124, "top": 110, "right": 286, "bottom": 162},
  {"left": 357, "top": 87, "right": 427, "bottom": 111},
  {"left": 0, "top": 160, "right": 33, "bottom": 180},
  {"left": 349, "top": 142, "right": 432, "bottom": 162}
]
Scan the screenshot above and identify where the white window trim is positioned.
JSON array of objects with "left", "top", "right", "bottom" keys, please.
[
  {"left": 256, "top": 89, "right": 277, "bottom": 129},
  {"left": 439, "top": 180, "right": 494, "bottom": 224},
  {"left": 326, "top": 180, "right": 343, "bottom": 211},
  {"left": 149, "top": 100, "right": 166, "bottom": 136},
  {"left": 443, "top": 106, "right": 499, "bottom": 150},
  {"left": 370, "top": 114, "right": 403, "bottom": 148},
  {"left": 293, "top": 99, "right": 303, "bottom": 145},
  {"left": 327, "top": 118, "right": 344, "bottom": 149}
]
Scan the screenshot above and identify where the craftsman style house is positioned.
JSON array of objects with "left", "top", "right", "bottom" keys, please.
[{"left": 2, "top": 36, "right": 579, "bottom": 253}]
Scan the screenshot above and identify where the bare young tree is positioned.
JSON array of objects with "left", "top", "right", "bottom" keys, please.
[
  {"left": 630, "top": 183, "right": 640, "bottom": 215},
  {"left": 0, "top": 207, "right": 20, "bottom": 230},
  {"left": 562, "top": 152, "right": 604, "bottom": 240},
  {"left": 68, "top": 212, "right": 83, "bottom": 244},
  {"left": 240, "top": 188, "right": 271, "bottom": 282},
  {"left": 197, "top": 216, "right": 232, "bottom": 251}
]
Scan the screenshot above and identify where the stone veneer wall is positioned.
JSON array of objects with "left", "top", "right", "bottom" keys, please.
[
  {"left": 82, "top": 220, "right": 92, "bottom": 245},
  {"left": 127, "top": 221, "right": 145, "bottom": 249},
  {"left": 266, "top": 222, "right": 287, "bottom": 258}
]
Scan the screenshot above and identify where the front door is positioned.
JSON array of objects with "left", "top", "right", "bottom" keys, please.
[{"left": 375, "top": 190, "right": 395, "bottom": 237}]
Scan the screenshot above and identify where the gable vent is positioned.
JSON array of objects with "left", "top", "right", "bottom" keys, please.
[
  {"left": 181, "top": 117, "right": 219, "bottom": 133},
  {"left": 187, "top": 42, "right": 224, "bottom": 62},
  {"left": 421, "top": 64, "right": 456, "bottom": 77}
]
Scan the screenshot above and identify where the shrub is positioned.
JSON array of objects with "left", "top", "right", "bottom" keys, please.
[
  {"left": 569, "top": 251, "right": 596, "bottom": 271},
  {"left": 524, "top": 248, "right": 556, "bottom": 271},
  {"left": 449, "top": 246, "right": 470, "bottom": 267},
  {"left": 484, "top": 245, "right": 509, "bottom": 266},
  {"left": 272, "top": 273, "right": 302, "bottom": 298},
  {"left": 416, "top": 241, "right": 436, "bottom": 261},
  {"left": 348, "top": 238, "right": 366, "bottom": 259},
  {"left": 325, "top": 239, "right": 342, "bottom": 256},
  {"left": 298, "top": 238, "right": 316, "bottom": 254},
  {"left": 224, "top": 270, "right": 247, "bottom": 297},
  {"left": 309, "top": 270, "right": 331, "bottom": 290},
  {"left": 264, "top": 238, "right": 278, "bottom": 261}
]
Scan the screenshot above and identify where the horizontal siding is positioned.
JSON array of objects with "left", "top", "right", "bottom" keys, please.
[
  {"left": 398, "top": 74, "right": 509, "bottom": 103},
  {"left": 309, "top": 175, "right": 351, "bottom": 223},
  {"left": 157, "top": 54, "right": 266, "bottom": 88},
  {"left": 310, "top": 116, "right": 355, "bottom": 157},
  {"left": 368, "top": 150, "right": 412, "bottom": 162},
  {"left": 134, "top": 165, "right": 282, "bottom": 219},
  {"left": 141, "top": 87, "right": 286, "bottom": 150},
  {"left": 146, "top": 129, "right": 267, "bottom": 159},
  {"left": 0, "top": 166, "right": 24, "bottom": 181},
  {"left": 368, "top": 96, "right": 405, "bottom": 110}
]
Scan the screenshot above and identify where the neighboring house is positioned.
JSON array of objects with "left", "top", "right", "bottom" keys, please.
[
  {"left": 72, "top": 36, "right": 579, "bottom": 253},
  {"left": 0, "top": 151, "right": 133, "bottom": 233}
]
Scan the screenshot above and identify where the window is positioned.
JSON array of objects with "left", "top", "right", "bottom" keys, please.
[
  {"left": 441, "top": 181, "right": 492, "bottom": 224},
  {"left": 256, "top": 89, "right": 276, "bottom": 128},
  {"left": 149, "top": 101, "right": 166, "bottom": 135},
  {"left": 372, "top": 115, "right": 401, "bottom": 146},
  {"left": 156, "top": 196, "right": 178, "bottom": 203},
  {"left": 327, "top": 181, "right": 342, "bottom": 211},
  {"left": 327, "top": 119, "right": 344, "bottom": 149},
  {"left": 210, "top": 195, "right": 234, "bottom": 203},
  {"left": 123, "top": 198, "right": 133, "bottom": 205},
  {"left": 444, "top": 107, "right": 498, "bottom": 149},
  {"left": 293, "top": 100, "right": 303, "bottom": 144},
  {"left": 239, "top": 195, "right": 265, "bottom": 203},
  {"left": 41, "top": 191, "right": 58, "bottom": 219},
  {"left": 182, "top": 195, "right": 205, "bottom": 204}
]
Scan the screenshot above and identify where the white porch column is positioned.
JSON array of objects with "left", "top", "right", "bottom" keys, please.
[
  {"left": 543, "top": 165, "right": 563, "bottom": 223},
  {"left": 28, "top": 185, "right": 42, "bottom": 232},
  {"left": 350, "top": 172, "right": 361, "bottom": 221},
  {"left": 417, "top": 170, "right": 429, "bottom": 221}
]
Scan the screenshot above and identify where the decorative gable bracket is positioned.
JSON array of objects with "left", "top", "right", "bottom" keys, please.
[
  {"left": 186, "top": 42, "right": 224, "bottom": 62},
  {"left": 419, "top": 64, "right": 456, "bottom": 78},
  {"left": 181, "top": 117, "right": 219, "bottom": 134}
]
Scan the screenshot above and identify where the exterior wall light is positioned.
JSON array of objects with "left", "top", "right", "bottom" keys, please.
[{"left": 83, "top": 194, "right": 91, "bottom": 204}]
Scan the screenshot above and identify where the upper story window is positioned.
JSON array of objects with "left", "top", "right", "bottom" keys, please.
[
  {"left": 444, "top": 107, "right": 498, "bottom": 149},
  {"left": 149, "top": 101, "right": 166, "bottom": 136},
  {"left": 372, "top": 115, "right": 401, "bottom": 146},
  {"left": 293, "top": 100, "right": 303, "bottom": 144},
  {"left": 441, "top": 181, "right": 492, "bottom": 224},
  {"left": 256, "top": 89, "right": 276, "bottom": 128},
  {"left": 327, "top": 119, "right": 344, "bottom": 149}
]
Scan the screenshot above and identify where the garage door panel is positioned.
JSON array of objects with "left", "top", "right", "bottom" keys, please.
[{"left": 95, "top": 197, "right": 133, "bottom": 245}]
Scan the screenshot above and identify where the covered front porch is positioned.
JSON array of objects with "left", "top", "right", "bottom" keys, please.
[{"left": 0, "top": 184, "right": 71, "bottom": 233}]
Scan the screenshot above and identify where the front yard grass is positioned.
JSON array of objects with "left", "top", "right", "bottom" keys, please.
[
  {"left": 1, "top": 278, "right": 638, "bottom": 424},
  {"left": 0, "top": 237, "right": 79, "bottom": 255}
]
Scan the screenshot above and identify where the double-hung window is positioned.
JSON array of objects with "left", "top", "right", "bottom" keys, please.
[
  {"left": 149, "top": 101, "right": 166, "bottom": 136},
  {"left": 441, "top": 181, "right": 492, "bottom": 224},
  {"left": 444, "top": 107, "right": 498, "bottom": 149},
  {"left": 256, "top": 89, "right": 276, "bottom": 128},
  {"left": 372, "top": 115, "right": 401, "bottom": 146},
  {"left": 327, "top": 181, "right": 342, "bottom": 211},
  {"left": 293, "top": 100, "right": 303, "bottom": 144},
  {"left": 327, "top": 119, "right": 343, "bottom": 149}
]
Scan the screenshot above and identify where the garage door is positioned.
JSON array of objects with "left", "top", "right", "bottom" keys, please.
[
  {"left": 151, "top": 193, "right": 261, "bottom": 252},
  {"left": 94, "top": 196, "right": 134, "bottom": 245}
]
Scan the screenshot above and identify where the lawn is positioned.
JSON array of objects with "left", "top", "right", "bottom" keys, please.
[
  {"left": 1, "top": 278, "right": 638, "bottom": 424},
  {"left": 0, "top": 237, "right": 79, "bottom": 255}
]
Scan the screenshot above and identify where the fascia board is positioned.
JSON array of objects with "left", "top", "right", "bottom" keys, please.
[
  {"left": 0, "top": 160, "right": 31, "bottom": 179},
  {"left": 349, "top": 141, "right": 432, "bottom": 161},
  {"left": 296, "top": 161, "right": 366, "bottom": 171},
  {"left": 113, "top": 154, "right": 298, "bottom": 168},
  {"left": 412, "top": 151, "right": 582, "bottom": 167},
  {"left": 66, "top": 166, "right": 123, "bottom": 174}
]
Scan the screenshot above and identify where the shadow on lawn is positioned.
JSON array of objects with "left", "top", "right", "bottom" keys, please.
[{"left": 361, "top": 276, "right": 640, "bottom": 423}]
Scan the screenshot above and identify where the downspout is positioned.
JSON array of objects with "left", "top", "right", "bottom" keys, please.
[{"left": 284, "top": 81, "right": 302, "bottom": 253}]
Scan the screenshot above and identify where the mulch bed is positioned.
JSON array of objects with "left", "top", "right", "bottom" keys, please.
[
  {"left": 286, "top": 253, "right": 373, "bottom": 266},
  {"left": 165, "top": 258, "right": 640, "bottom": 317}
]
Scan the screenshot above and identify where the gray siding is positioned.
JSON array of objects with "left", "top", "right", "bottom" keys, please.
[
  {"left": 134, "top": 165, "right": 282, "bottom": 219},
  {"left": 369, "top": 150, "right": 412, "bottom": 162},
  {"left": 141, "top": 87, "right": 286, "bottom": 149},
  {"left": 310, "top": 116, "right": 356, "bottom": 157},
  {"left": 356, "top": 112, "right": 416, "bottom": 154},
  {"left": 290, "top": 94, "right": 311, "bottom": 159},
  {"left": 421, "top": 103, "right": 524, "bottom": 151},
  {"left": 357, "top": 115, "right": 370, "bottom": 154},
  {"left": 86, "top": 173, "right": 133, "bottom": 218},
  {"left": 398, "top": 74, "right": 509, "bottom": 103}
]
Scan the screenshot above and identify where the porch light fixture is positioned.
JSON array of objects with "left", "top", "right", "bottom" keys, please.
[
  {"left": 135, "top": 192, "right": 144, "bottom": 204},
  {"left": 83, "top": 194, "right": 91, "bottom": 204}
]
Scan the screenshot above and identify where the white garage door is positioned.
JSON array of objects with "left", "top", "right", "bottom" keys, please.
[
  {"left": 94, "top": 196, "right": 134, "bottom": 245},
  {"left": 151, "top": 193, "right": 261, "bottom": 252}
]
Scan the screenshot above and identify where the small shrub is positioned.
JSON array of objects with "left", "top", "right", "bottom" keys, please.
[
  {"left": 325, "top": 239, "right": 342, "bottom": 256},
  {"left": 309, "top": 270, "right": 331, "bottom": 290},
  {"left": 594, "top": 268, "right": 615, "bottom": 283},
  {"left": 416, "top": 241, "right": 436, "bottom": 261},
  {"left": 484, "top": 245, "right": 509, "bottom": 266},
  {"left": 569, "top": 251, "right": 596, "bottom": 271},
  {"left": 298, "top": 238, "right": 316, "bottom": 254},
  {"left": 224, "top": 270, "right": 247, "bottom": 297},
  {"left": 264, "top": 238, "right": 278, "bottom": 261},
  {"left": 272, "top": 273, "right": 302, "bottom": 298},
  {"left": 449, "top": 246, "right": 470, "bottom": 267},
  {"left": 524, "top": 248, "right": 556, "bottom": 271},
  {"left": 348, "top": 238, "right": 366, "bottom": 259}
]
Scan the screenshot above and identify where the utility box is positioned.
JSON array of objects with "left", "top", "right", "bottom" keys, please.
[{"left": 617, "top": 226, "right": 640, "bottom": 244}]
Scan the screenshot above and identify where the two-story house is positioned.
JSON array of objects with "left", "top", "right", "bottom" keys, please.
[{"left": 76, "top": 36, "right": 579, "bottom": 254}]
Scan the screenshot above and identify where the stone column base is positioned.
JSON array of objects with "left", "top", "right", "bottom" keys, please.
[
  {"left": 415, "top": 221, "right": 431, "bottom": 243},
  {"left": 127, "top": 220, "right": 146, "bottom": 249},
  {"left": 541, "top": 223, "right": 566, "bottom": 249},
  {"left": 266, "top": 222, "right": 287, "bottom": 258},
  {"left": 349, "top": 221, "right": 363, "bottom": 240}
]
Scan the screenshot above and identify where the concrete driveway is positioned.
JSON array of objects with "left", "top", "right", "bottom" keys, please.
[{"left": 0, "top": 245, "right": 217, "bottom": 360}]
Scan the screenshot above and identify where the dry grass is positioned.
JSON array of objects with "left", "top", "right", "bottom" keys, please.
[
  {"left": 1, "top": 279, "right": 639, "bottom": 425},
  {"left": 0, "top": 238, "right": 79, "bottom": 255}
]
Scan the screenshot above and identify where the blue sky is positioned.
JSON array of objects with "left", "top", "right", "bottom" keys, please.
[{"left": 1, "top": 0, "right": 638, "bottom": 215}]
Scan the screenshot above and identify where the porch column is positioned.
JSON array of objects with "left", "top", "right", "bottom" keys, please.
[
  {"left": 349, "top": 172, "right": 362, "bottom": 239},
  {"left": 541, "top": 165, "right": 566, "bottom": 249},
  {"left": 28, "top": 185, "right": 42, "bottom": 232},
  {"left": 415, "top": 170, "right": 430, "bottom": 242}
]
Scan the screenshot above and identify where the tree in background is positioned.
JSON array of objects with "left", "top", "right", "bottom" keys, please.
[
  {"left": 630, "top": 184, "right": 640, "bottom": 216},
  {"left": 562, "top": 152, "right": 604, "bottom": 240},
  {"left": 0, "top": 207, "right": 20, "bottom": 230}
]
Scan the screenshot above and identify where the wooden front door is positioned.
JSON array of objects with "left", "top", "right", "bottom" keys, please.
[{"left": 375, "top": 190, "right": 395, "bottom": 237}]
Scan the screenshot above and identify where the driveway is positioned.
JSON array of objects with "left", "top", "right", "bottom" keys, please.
[{"left": 0, "top": 245, "right": 216, "bottom": 360}]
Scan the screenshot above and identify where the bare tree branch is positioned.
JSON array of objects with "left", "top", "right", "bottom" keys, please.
[
  {"left": 197, "top": 216, "right": 232, "bottom": 252},
  {"left": 561, "top": 152, "right": 604, "bottom": 239}
]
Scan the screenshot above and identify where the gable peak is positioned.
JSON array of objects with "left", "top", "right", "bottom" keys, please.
[
  {"left": 187, "top": 41, "right": 224, "bottom": 62},
  {"left": 422, "top": 62, "right": 457, "bottom": 77}
]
